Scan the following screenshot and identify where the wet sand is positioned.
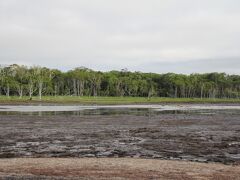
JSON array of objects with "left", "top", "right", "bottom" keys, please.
[{"left": 0, "top": 158, "right": 240, "bottom": 179}]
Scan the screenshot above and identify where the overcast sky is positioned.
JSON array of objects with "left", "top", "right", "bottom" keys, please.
[{"left": 0, "top": 0, "right": 240, "bottom": 74}]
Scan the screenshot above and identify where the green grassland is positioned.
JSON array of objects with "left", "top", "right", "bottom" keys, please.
[{"left": 0, "top": 96, "right": 240, "bottom": 105}]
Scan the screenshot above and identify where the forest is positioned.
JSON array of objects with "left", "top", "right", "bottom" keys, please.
[{"left": 0, "top": 64, "right": 240, "bottom": 100}]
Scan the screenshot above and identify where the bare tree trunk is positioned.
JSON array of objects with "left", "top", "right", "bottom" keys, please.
[
  {"left": 4, "top": 84, "right": 10, "bottom": 98},
  {"left": 7, "top": 86, "right": 9, "bottom": 98},
  {"left": 28, "top": 83, "right": 33, "bottom": 98},
  {"left": 148, "top": 86, "right": 153, "bottom": 100},
  {"left": 19, "top": 88, "right": 23, "bottom": 98},
  {"left": 39, "top": 82, "right": 43, "bottom": 100},
  {"left": 73, "top": 79, "right": 77, "bottom": 96},
  {"left": 212, "top": 89, "right": 216, "bottom": 99},
  {"left": 17, "top": 85, "right": 23, "bottom": 98}
]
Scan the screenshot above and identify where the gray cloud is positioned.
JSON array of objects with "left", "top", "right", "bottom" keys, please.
[
  {"left": 0, "top": 0, "right": 240, "bottom": 73},
  {"left": 135, "top": 58, "right": 240, "bottom": 74}
]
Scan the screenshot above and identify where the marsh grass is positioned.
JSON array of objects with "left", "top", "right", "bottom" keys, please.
[{"left": 0, "top": 96, "right": 240, "bottom": 104}]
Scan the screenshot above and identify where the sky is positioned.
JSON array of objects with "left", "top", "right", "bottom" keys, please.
[{"left": 0, "top": 0, "right": 240, "bottom": 74}]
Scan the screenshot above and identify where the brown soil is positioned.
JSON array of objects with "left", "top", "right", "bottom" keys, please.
[{"left": 0, "top": 158, "right": 239, "bottom": 180}]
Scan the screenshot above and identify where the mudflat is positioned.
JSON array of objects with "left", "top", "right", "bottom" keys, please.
[
  {"left": 0, "top": 111, "right": 240, "bottom": 163},
  {"left": 0, "top": 105, "right": 240, "bottom": 179}
]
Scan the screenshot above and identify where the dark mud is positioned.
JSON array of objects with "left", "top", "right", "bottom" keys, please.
[{"left": 0, "top": 108, "right": 240, "bottom": 164}]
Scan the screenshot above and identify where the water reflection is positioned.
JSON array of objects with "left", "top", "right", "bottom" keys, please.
[{"left": 0, "top": 107, "right": 240, "bottom": 116}]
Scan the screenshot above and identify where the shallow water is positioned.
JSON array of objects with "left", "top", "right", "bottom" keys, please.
[{"left": 0, "top": 104, "right": 240, "bottom": 116}]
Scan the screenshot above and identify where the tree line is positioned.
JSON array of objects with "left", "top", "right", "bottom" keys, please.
[{"left": 0, "top": 64, "right": 240, "bottom": 99}]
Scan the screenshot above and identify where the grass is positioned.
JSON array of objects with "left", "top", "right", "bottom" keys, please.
[{"left": 0, "top": 96, "right": 240, "bottom": 105}]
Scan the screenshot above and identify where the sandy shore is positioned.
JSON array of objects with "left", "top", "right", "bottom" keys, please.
[{"left": 0, "top": 158, "right": 239, "bottom": 179}]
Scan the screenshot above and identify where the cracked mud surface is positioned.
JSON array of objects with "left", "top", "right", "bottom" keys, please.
[{"left": 0, "top": 109, "right": 240, "bottom": 164}]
